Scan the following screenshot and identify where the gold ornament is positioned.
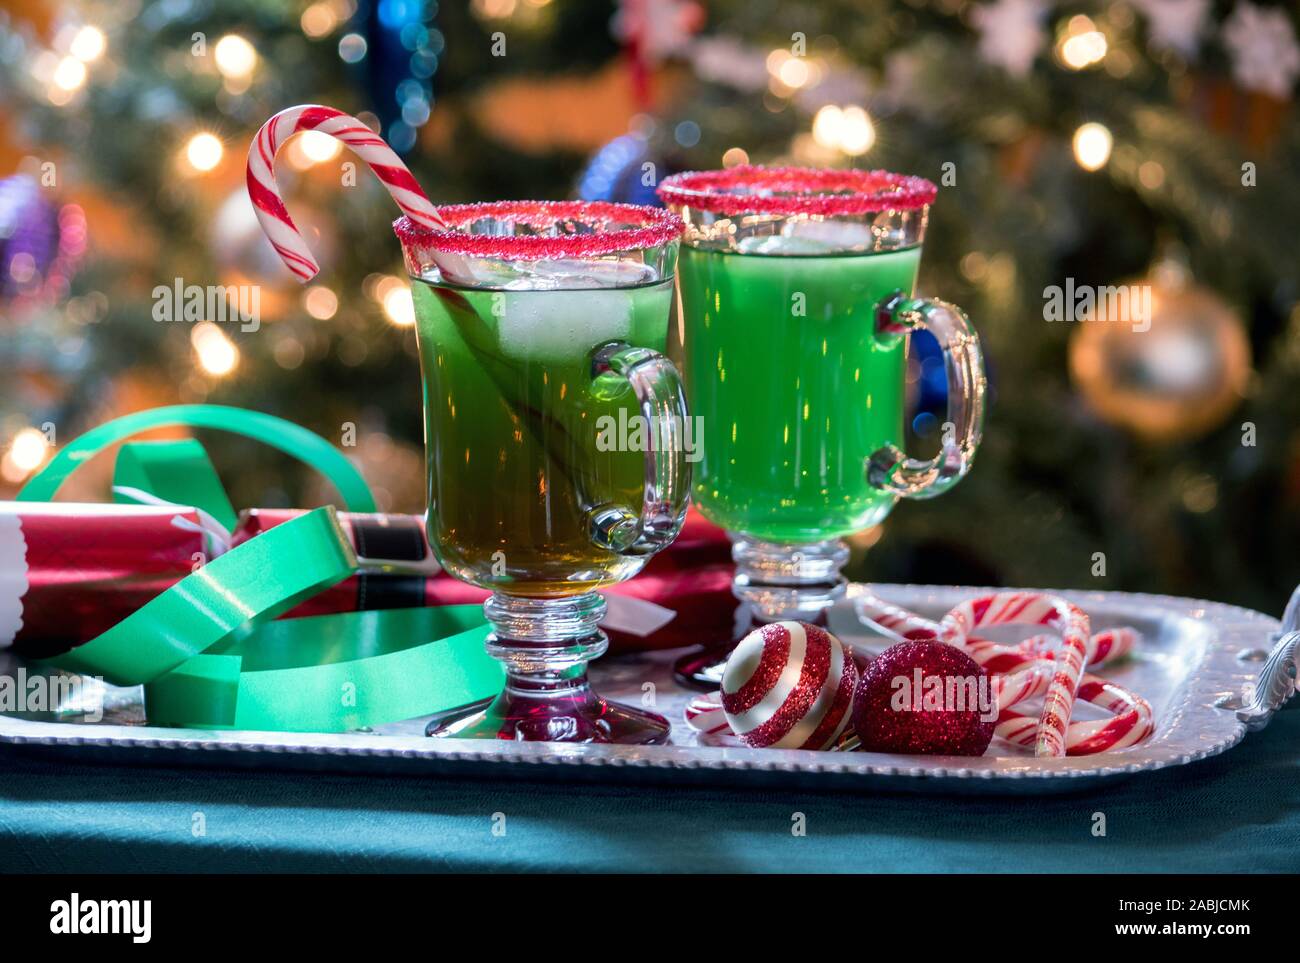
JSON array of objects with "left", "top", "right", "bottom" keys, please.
[{"left": 1069, "top": 275, "right": 1251, "bottom": 442}]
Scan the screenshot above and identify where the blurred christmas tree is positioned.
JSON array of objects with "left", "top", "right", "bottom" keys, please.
[
  {"left": 591, "top": 0, "right": 1300, "bottom": 611},
  {"left": 2, "top": 0, "right": 1299, "bottom": 611},
  {"left": 0, "top": 0, "right": 623, "bottom": 511}
]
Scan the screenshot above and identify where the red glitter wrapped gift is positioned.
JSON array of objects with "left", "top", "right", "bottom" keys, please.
[
  {"left": 0, "top": 500, "right": 737, "bottom": 658},
  {"left": 0, "top": 502, "right": 220, "bottom": 659},
  {"left": 232, "top": 507, "right": 738, "bottom": 653}
]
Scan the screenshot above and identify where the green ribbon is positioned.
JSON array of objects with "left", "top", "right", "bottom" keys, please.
[
  {"left": 17, "top": 404, "right": 376, "bottom": 513},
  {"left": 145, "top": 607, "right": 495, "bottom": 731},
  {"left": 17, "top": 407, "right": 502, "bottom": 732},
  {"left": 112, "top": 438, "right": 238, "bottom": 532}
]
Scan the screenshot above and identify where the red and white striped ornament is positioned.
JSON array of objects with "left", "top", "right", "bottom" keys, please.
[
  {"left": 246, "top": 104, "right": 445, "bottom": 282},
  {"left": 720, "top": 621, "right": 857, "bottom": 750}
]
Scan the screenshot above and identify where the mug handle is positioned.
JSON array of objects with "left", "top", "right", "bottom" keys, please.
[
  {"left": 867, "top": 292, "right": 987, "bottom": 500},
  {"left": 589, "top": 343, "right": 692, "bottom": 556}
]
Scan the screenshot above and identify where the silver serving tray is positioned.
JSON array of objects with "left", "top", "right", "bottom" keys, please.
[{"left": 0, "top": 584, "right": 1291, "bottom": 794}]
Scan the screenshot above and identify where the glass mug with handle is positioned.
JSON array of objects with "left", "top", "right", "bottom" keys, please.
[
  {"left": 657, "top": 167, "right": 985, "bottom": 672},
  {"left": 397, "top": 201, "right": 691, "bottom": 743}
]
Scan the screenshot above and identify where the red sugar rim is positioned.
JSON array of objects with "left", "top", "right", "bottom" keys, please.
[
  {"left": 394, "top": 200, "right": 683, "bottom": 260},
  {"left": 656, "top": 165, "right": 937, "bottom": 217}
]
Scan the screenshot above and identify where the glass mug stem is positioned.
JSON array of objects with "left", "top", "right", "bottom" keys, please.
[
  {"left": 731, "top": 536, "right": 851, "bottom": 624},
  {"left": 427, "top": 592, "right": 670, "bottom": 744}
]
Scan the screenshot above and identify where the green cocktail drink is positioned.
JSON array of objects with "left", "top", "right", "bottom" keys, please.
[
  {"left": 678, "top": 245, "right": 920, "bottom": 541},
  {"left": 410, "top": 275, "right": 673, "bottom": 596},
  {"left": 660, "top": 166, "right": 984, "bottom": 632},
  {"left": 397, "top": 200, "right": 690, "bottom": 744}
]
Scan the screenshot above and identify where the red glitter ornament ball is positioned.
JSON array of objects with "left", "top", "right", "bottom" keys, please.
[{"left": 852, "top": 640, "right": 995, "bottom": 756}]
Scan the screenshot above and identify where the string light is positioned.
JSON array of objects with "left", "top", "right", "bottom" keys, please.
[
  {"left": 51, "top": 56, "right": 87, "bottom": 91},
  {"left": 838, "top": 106, "right": 875, "bottom": 155},
  {"left": 382, "top": 286, "right": 416, "bottom": 326},
  {"left": 1058, "top": 16, "right": 1107, "bottom": 70},
  {"left": 301, "top": 2, "right": 340, "bottom": 38},
  {"left": 812, "top": 105, "right": 844, "bottom": 149},
  {"left": 192, "top": 322, "right": 239, "bottom": 375},
  {"left": 299, "top": 130, "right": 343, "bottom": 163},
  {"left": 303, "top": 285, "right": 339, "bottom": 319},
  {"left": 472, "top": 0, "right": 518, "bottom": 18},
  {"left": 1072, "top": 122, "right": 1113, "bottom": 171},
  {"left": 8, "top": 428, "right": 50, "bottom": 473},
  {"left": 68, "top": 25, "right": 106, "bottom": 62},
  {"left": 722, "top": 147, "right": 749, "bottom": 168},
  {"left": 777, "top": 57, "right": 810, "bottom": 88},
  {"left": 811, "top": 104, "right": 875, "bottom": 155},
  {"left": 338, "top": 32, "right": 367, "bottom": 63},
  {"left": 184, "top": 133, "right": 224, "bottom": 172},
  {"left": 214, "top": 34, "right": 258, "bottom": 79},
  {"left": 372, "top": 275, "right": 416, "bottom": 326}
]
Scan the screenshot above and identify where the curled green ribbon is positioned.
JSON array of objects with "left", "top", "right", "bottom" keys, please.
[
  {"left": 112, "top": 438, "right": 238, "bottom": 532},
  {"left": 146, "top": 606, "right": 495, "bottom": 731},
  {"left": 17, "top": 403, "right": 376, "bottom": 512},
  {"left": 16, "top": 407, "right": 501, "bottom": 732}
]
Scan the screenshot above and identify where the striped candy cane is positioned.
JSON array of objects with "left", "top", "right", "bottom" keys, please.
[
  {"left": 971, "top": 642, "right": 1153, "bottom": 753},
  {"left": 938, "top": 593, "right": 1093, "bottom": 757},
  {"left": 994, "top": 675, "right": 1154, "bottom": 753},
  {"left": 853, "top": 590, "right": 1152, "bottom": 756},
  {"left": 246, "top": 104, "right": 445, "bottom": 282},
  {"left": 684, "top": 691, "right": 744, "bottom": 747},
  {"left": 854, "top": 592, "right": 1134, "bottom": 672}
]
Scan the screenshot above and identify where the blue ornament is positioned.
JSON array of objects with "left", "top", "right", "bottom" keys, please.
[
  {"left": 909, "top": 327, "right": 995, "bottom": 438},
  {"left": 576, "top": 134, "right": 666, "bottom": 207},
  {"left": 353, "top": 0, "right": 442, "bottom": 153}
]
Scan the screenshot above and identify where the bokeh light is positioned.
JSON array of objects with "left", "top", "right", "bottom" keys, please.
[
  {"left": 214, "top": 34, "right": 258, "bottom": 79},
  {"left": 299, "top": 129, "right": 343, "bottom": 163},
  {"left": 52, "top": 56, "right": 87, "bottom": 91},
  {"left": 812, "top": 105, "right": 844, "bottom": 149},
  {"left": 303, "top": 285, "right": 339, "bottom": 319},
  {"left": 382, "top": 285, "right": 416, "bottom": 326},
  {"left": 192, "top": 322, "right": 239, "bottom": 375},
  {"left": 1058, "top": 16, "right": 1107, "bottom": 70},
  {"left": 1072, "top": 122, "right": 1113, "bottom": 171},
  {"left": 722, "top": 146, "right": 749, "bottom": 168},
  {"left": 837, "top": 106, "right": 875, "bottom": 155},
  {"left": 69, "top": 25, "right": 106, "bottom": 62},
  {"left": 184, "top": 133, "right": 224, "bottom": 172},
  {"left": 8, "top": 428, "right": 50, "bottom": 473}
]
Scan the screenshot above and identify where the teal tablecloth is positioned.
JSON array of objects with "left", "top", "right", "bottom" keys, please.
[{"left": 1, "top": 704, "right": 1297, "bottom": 873}]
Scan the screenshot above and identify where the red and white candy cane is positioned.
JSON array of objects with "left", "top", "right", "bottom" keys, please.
[
  {"left": 856, "top": 592, "right": 1134, "bottom": 671},
  {"left": 684, "top": 691, "right": 744, "bottom": 748},
  {"left": 994, "top": 673, "right": 1154, "bottom": 754},
  {"left": 246, "top": 104, "right": 445, "bottom": 282},
  {"left": 855, "top": 590, "right": 1153, "bottom": 756},
  {"left": 971, "top": 639, "right": 1153, "bottom": 753},
  {"left": 938, "top": 593, "right": 1093, "bottom": 757}
]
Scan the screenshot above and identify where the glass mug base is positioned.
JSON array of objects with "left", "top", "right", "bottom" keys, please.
[
  {"left": 672, "top": 535, "right": 849, "bottom": 690},
  {"left": 426, "top": 591, "right": 670, "bottom": 745},
  {"left": 426, "top": 688, "right": 670, "bottom": 744}
]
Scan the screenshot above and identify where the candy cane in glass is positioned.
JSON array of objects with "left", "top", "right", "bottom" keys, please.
[{"left": 248, "top": 106, "right": 692, "bottom": 743}]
